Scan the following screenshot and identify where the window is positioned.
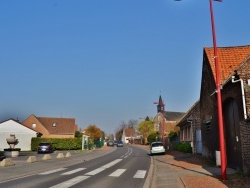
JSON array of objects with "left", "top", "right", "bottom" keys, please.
[{"left": 32, "top": 123, "right": 36, "bottom": 129}]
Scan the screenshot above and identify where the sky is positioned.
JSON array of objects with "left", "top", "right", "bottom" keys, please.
[{"left": 0, "top": 0, "right": 250, "bottom": 134}]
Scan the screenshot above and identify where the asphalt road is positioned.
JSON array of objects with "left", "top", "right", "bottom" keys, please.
[{"left": 0, "top": 145, "right": 151, "bottom": 188}]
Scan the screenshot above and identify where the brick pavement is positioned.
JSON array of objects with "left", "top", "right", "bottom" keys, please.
[{"left": 134, "top": 144, "right": 235, "bottom": 188}]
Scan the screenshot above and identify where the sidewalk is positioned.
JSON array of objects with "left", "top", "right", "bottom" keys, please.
[
  {"left": 134, "top": 145, "right": 238, "bottom": 188},
  {"left": 151, "top": 150, "right": 235, "bottom": 188}
]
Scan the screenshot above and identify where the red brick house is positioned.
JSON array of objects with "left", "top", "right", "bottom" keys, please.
[
  {"left": 200, "top": 45, "right": 250, "bottom": 174},
  {"left": 176, "top": 100, "right": 201, "bottom": 154},
  {"left": 22, "top": 114, "right": 78, "bottom": 138}
]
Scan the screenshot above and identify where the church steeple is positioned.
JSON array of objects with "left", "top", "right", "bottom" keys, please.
[{"left": 157, "top": 95, "right": 165, "bottom": 113}]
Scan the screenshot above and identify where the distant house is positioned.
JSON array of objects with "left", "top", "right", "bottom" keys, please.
[
  {"left": 0, "top": 119, "right": 38, "bottom": 151},
  {"left": 122, "top": 128, "right": 142, "bottom": 144},
  {"left": 200, "top": 45, "right": 250, "bottom": 174},
  {"left": 22, "top": 114, "right": 78, "bottom": 138},
  {"left": 153, "top": 95, "right": 185, "bottom": 148},
  {"left": 176, "top": 100, "right": 201, "bottom": 154}
]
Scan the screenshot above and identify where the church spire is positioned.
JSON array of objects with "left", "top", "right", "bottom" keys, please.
[{"left": 157, "top": 95, "right": 165, "bottom": 113}]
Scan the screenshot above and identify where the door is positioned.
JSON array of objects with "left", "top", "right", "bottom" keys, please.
[
  {"left": 223, "top": 98, "right": 242, "bottom": 170},
  {"left": 196, "top": 129, "right": 202, "bottom": 154}
]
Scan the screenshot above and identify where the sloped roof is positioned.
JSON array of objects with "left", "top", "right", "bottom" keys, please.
[
  {"left": 124, "top": 128, "right": 135, "bottom": 137},
  {"left": 36, "top": 116, "right": 76, "bottom": 135},
  {"left": 177, "top": 100, "right": 200, "bottom": 126},
  {"left": 204, "top": 45, "right": 250, "bottom": 83},
  {"left": 164, "top": 111, "right": 185, "bottom": 121},
  {"left": 0, "top": 119, "right": 38, "bottom": 134}
]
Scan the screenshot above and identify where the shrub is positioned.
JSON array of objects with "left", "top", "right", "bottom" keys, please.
[
  {"left": 31, "top": 137, "right": 82, "bottom": 151},
  {"left": 174, "top": 142, "right": 192, "bottom": 153},
  {"left": 147, "top": 132, "right": 160, "bottom": 144}
]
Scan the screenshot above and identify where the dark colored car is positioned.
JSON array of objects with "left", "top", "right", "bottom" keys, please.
[
  {"left": 107, "top": 140, "right": 114, "bottom": 147},
  {"left": 117, "top": 140, "right": 123, "bottom": 147},
  {"left": 114, "top": 140, "right": 118, "bottom": 146},
  {"left": 37, "top": 142, "right": 54, "bottom": 154}
]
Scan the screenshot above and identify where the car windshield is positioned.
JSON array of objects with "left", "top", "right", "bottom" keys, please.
[
  {"left": 39, "top": 143, "right": 50, "bottom": 146},
  {"left": 152, "top": 143, "right": 163, "bottom": 147}
]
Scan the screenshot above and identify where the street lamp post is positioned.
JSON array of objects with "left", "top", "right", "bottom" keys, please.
[
  {"left": 175, "top": 0, "right": 226, "bottom": 180},
  {"left": 208, "top": 0, "right": 227, "bottom": 180}
]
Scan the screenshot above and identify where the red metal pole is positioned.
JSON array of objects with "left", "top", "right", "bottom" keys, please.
[
  {"left": 162, "top": 104, "right": 165, "bottom": 147},
  {"left": 209, "top": 0, "right": 227, "bottom": 180}
]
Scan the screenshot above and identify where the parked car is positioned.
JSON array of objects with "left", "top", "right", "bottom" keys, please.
[
  {"left": 107, "top": 140, "right": 114, "bottom": 147},
  {"left": 114, "top": 140, "right": 118, "bottom": 146},
  {"left": 149, "top": 141, "right": 165, "bottom": 155},
  {"left": 37, "top": 142, "right": 54, "bottom": 154},
  {"left": 117, "top": 140, "right": 123, "bottom": 147}
]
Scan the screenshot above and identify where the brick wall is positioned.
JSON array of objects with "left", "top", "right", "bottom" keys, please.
[
  {"left": 240, "top": 121, "right": 250, "bottom": 175},
  {"left": 237, "top": 57, "right": 250, "bottom": 175},
  {"left": 200, "top": 57, "right": 219, "bottom": 159}
]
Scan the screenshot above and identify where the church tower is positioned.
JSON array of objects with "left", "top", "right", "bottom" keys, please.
[{"left": 157, "top": 95, "right": 165, "bottom": 113}]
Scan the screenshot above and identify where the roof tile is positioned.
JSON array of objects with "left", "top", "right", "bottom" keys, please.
[{"left": 205, "top": 45, "right": 250, "bottom": 83}]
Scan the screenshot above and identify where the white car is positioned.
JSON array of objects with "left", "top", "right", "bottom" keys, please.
[{"left": 149, "top": 141, "right": 165, "bottom": 155}]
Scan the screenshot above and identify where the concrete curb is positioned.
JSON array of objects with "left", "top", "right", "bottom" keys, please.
[{"left": 143, "top": 156, "right": 154, "bottom": 188}]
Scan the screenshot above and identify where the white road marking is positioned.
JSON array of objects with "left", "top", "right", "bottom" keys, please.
[
  {"left": 84, "top": 159, "right": 122, "bottom": 175},
  {"left": 123, "top": 147, "right": 133, "bottom": 158},
  {"left": 85, "top": 167, "right": 106, "bottom": 176},
  {"left": 49, "top": 176, "right": 90, "bottom": 188},
  {"left": 101, "top": 159, "right": 122, "bottom": 168},
  {"left": 61, "top": 168, "right": 86, "bottom": 175},
  {"left": 109, "top": 169, "right": 126, "bottom": 177},
  {"left": 133, "top": 170, "right": 147, "bottom": 178},
  {"left": 39, "top": 168, "right": 66, "bottom": 175}
]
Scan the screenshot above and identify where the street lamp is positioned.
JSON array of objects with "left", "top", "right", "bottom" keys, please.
[
  {"left": 209, "top": 0, "right": 227, "bottom": 180},
  {"left": 175, "top": 0, "right": 226, "bottom": 180}
]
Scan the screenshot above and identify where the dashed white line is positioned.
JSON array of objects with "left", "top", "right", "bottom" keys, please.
[{"left": 109, "top": 169, "right": 126, "bottom": 177}]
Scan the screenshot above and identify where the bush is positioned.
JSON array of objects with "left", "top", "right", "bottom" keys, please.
[
  {"left": 147, "top": 132, "right": 160, "bottom": 144},
  {"left": 174, "top": 142, "right": 192, "bottom": 153},
  {"left": 31, "top": 137, "right": 82, "bottom": 151}
]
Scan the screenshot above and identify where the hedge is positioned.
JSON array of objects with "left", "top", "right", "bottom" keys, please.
[
  {"left": 31, "top": 137, "right": 82, "bottom": 151},
  {"left": 174, "top": 142, "right": 192, "bottom": 153}
]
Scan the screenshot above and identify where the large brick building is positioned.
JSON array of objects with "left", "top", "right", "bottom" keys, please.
[{"left": 200, "top": 45, "right": 250, "bottom": 174}]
